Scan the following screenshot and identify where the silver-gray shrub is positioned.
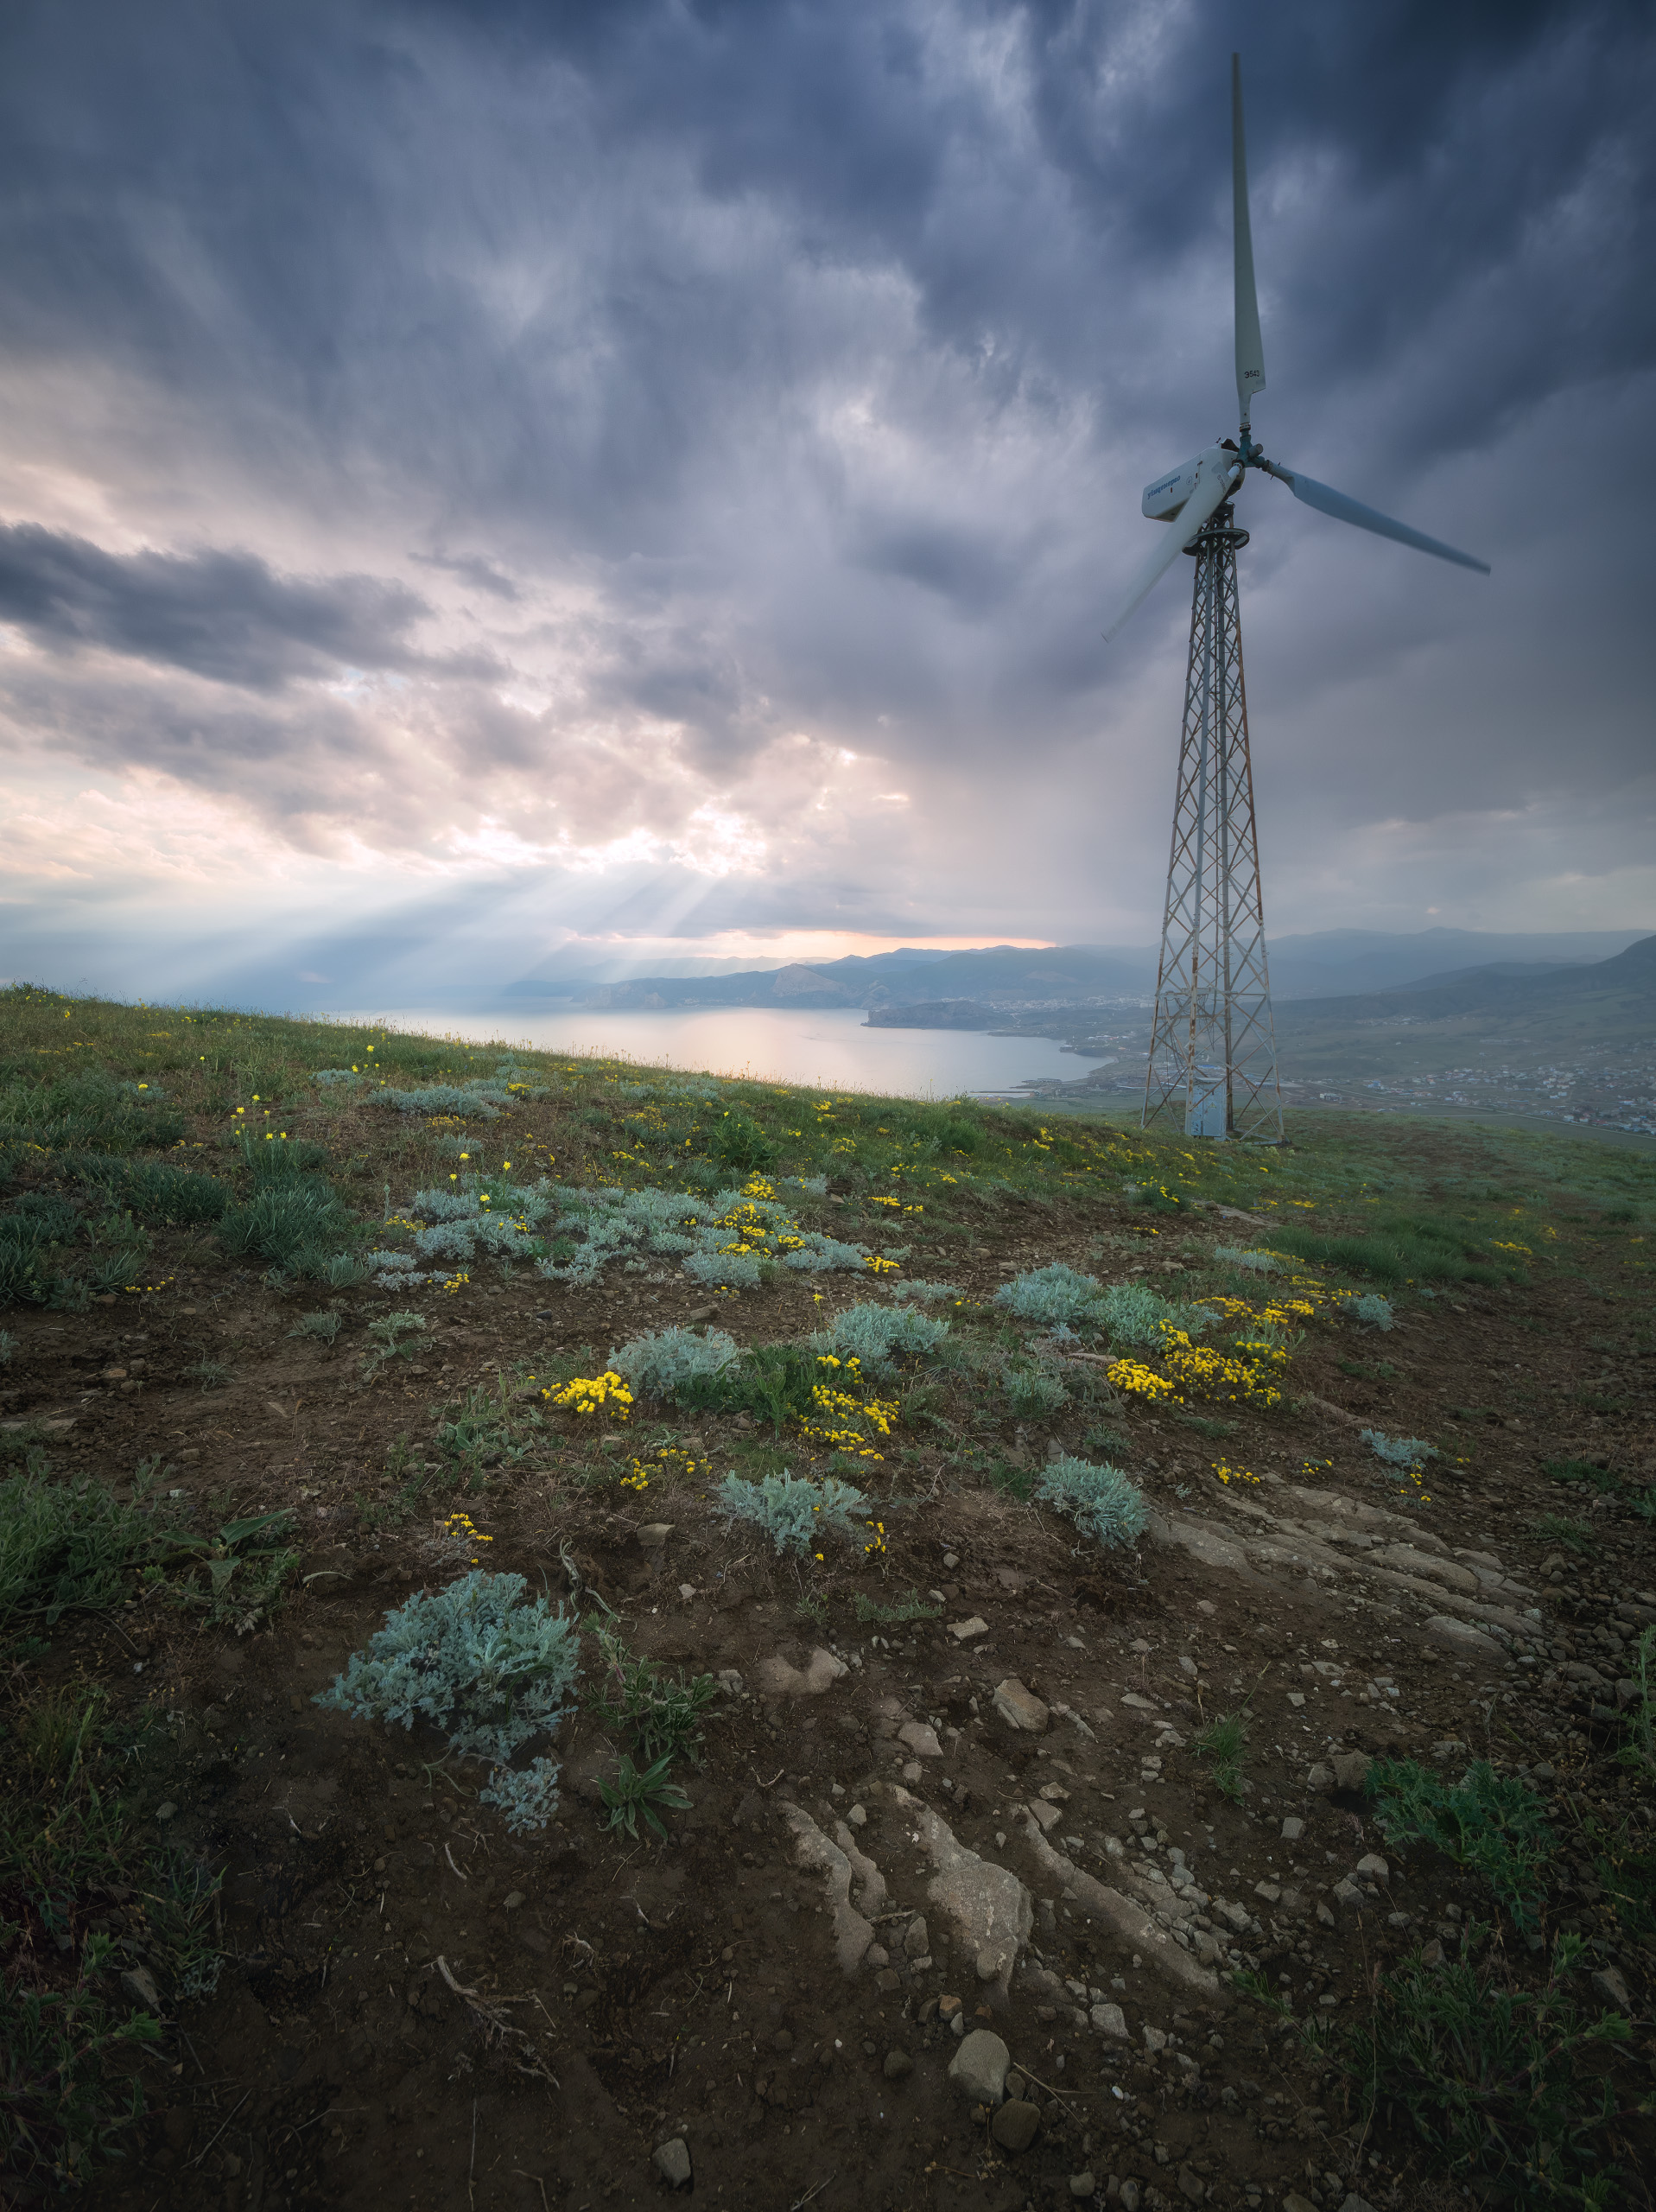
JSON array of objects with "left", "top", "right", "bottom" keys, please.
[
  {"left": 1361, "top": 1427, "right": 1437, "bottom": 1468},
  {"left": 315, "top": 1569, "right": 579, "bottom": 1833},
  {"left": 1097, "top": 1281, "right": 1211, "bottom": 1348},
  {"left": 810, "top": 1300, "right": 950, "bottom": 1377},
  {"left": 994, "top": 1263, "right": 1104, "bottom": 1330},
  {"left": 1035, "top": 1456, "right": 1149, "bottom": 1548},
  {"left": 1354, "top": 1294, "right": 1396, "bottom": 1331},
  {"left": 714, "top": 1470, "right": 866, "bottom": 1556},
  {"left": 891, "top": 1278, "right": 966, "bottom": 1303},
  {"left": 611, "top": 1325, "right": 740, "bottom": 1399},
  {"left": 368, "top": 1083, "right": 510, "bottom": 1118},
  {"left": 1212, "top": 1245, "right": 1283, "bottom": 1274}
]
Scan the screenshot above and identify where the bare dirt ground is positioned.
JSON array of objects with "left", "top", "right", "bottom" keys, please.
[{"left": 3, "top": 997, "right": 1653, "bottom": 2212}]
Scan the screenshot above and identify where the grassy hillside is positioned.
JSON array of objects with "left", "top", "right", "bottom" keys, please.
[{"left": 1, "top": 983, "right": 1653, "bottom": 2211}]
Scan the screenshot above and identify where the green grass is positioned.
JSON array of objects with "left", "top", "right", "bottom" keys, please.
[
  {"left": 1336, "top": 1932, "right": 1629, "bottom": 2208},
  {"left": 1194, "top": 1712, "right": 1249, "bottom": 1802},
  {"left": 1529, "top": 1514, "right": 1598, "bottom": 1556},
  {"left": 1364, "top": 1758, "right": 1558, "bottom": 1932},
  {"left": 1266, "top": 1212, "right": 1510, "bottom": 1285},
  {"left": 853, "top": 1589, "right": 942, "bottom": 1624},
  {"left": 1542, "top": 1457, "right": 1622, "bottom": 1493},
  {"left": 0, "top": 1465, "right": 172, "bottom": 1630},
  {"left": 599, "top": 1751, "right": 691, "bottom": 1842}
]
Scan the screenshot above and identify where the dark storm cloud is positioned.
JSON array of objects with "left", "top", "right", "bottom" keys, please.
[
  {"left": 0, "top": 523, "right": 485, "bottom": 690},
  {"left": 0, "top": 0, "right": 1650, "bottom": 950}
]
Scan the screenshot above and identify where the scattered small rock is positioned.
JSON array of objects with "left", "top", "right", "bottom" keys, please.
[
  {"left": 883, "top": 2049, "right": 913, "bottom": 2082},
  {"left": 1423, "top": 1615, "right": 1503, "bottom": 1659},
  {"left": 847, "top": 1803, "right": 867, "bottom": 1827},
  {"left": 904, "top": 1916, "right": 930, "bottom": 1959},
  {"left": 652, "top": 2138, "right": 692, "bottom": 2190},
  {"left": 501, "top": 1891, "right": 524, "bottom": 1911},
  {"left": 1591, "top": 1965, "right": 1632, "bottom": 2012},
  {"left": 991, "top": 2100, "right": 1040, "bottom": 2154},
  {"left": 1355, "top": 1853, "right": 1389, "bottom": 1881},
  {"left": 949, "top": 1617, "right": 990, "bottom": 1643},
  {"left": 1068, "top": 2174, "right": 1096, "bottom": 2201},
  {"left": 1306, "top": 1762, "right": 1335, "bottom": 1794},
  {"left": 993, "top": 1676, "right": 1050, "bottom": 1733},
  {"left": 1089, "top": 2000, "right": 1127, "bottom": 2038},
  {"left": 948, "top": 2028, "right": 1009, "bottom": 2106},
  {"left": 1280, "top": 1816, "right": 1304, "bottom": 1841},
  {"left": 898, "top": 1720, "right": 942, "bottom": 1758},
  {"left": 155, "top": 1802, "right": 177, "bottom": 1823},
  {"left": 1330, "top": 1750, "right": 1371, "bottom": 1793}
]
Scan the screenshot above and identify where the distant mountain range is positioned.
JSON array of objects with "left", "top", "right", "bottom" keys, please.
[{"left": 501, "top": 927, "right": 1650, "bottom": 1014}]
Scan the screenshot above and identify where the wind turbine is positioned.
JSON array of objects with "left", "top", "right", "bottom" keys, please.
[{"left": 1107, "top": 54, "right": 1488, "bottom": 1142}]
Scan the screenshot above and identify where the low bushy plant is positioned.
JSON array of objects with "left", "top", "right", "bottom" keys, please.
[
  {"left": 1353, "top": 1292, "right": 1396, "bottom": 1330},
  {"left": 891, "top": 1278, "right": 966, "bottom": 1303},
  {"left": 1361, "top": 1427, "right": 1437, "bottom": 1468},
  {"left": 1365, "top": 1758, "right": 1558, "bottom": 1931},
  {"left": 593, "top": 1627, "right": 719, "bottom": 1766},
  {"left": 1000, "top": 1362, "right": 1069, "bottom": 1418},
  {"left": 994, "top": 1262, "right": 1102, "bottom": 1329},
  {"left": 811, "top": 1300, "right": 950, "bottom": 1377},
  {"left": 610, "top": 1325, "right": 740, "bottom": 1400},
  {"left": 1034, "top": 1455, "right": 1148, "bottom": 1547},
  {"left": 714, "top": 1469, "right": 866, "bottom": 1555},
  {"left": 289, "top": 1309, "right": 342, "bottom": 1344},
  {"left": 1211, "top": 1245, "right": 1282, "bottom": 1274},
  {"left": 1097, "top": 1281, "right": 1212, "bottom": 1348},
  {"left": 366, "top": 1083, "right": 508, "bottom": 1118},
  {"left": 315, "top": 1570, "right": 579, "bottom": 1833},
  {"left": 1194, "top": 1711, "right": 1249, "bottom": 1801}
]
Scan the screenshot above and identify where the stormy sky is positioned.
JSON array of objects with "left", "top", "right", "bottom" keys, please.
[{"left": 1, "top": 0, "right": 1652, "bottom": 1004}]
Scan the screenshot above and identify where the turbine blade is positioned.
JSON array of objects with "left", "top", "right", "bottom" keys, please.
[
  {"left": 1259, "top": 459, "right": 1490, "bottom": 572},
  {"left": 1233, "top": 54, "right": 1266, "bottom": 429},
  {"left": 1103, "top": 460, "right": 1239, "bottom": 641}
]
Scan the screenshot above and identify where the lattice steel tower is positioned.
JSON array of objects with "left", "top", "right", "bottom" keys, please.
[
  {"left": 1103, "top": 55, "right": 1488, "bottom": 1141},
  {"left": 1141, "top": 499, "right": 1282, "bottom": 1142}
]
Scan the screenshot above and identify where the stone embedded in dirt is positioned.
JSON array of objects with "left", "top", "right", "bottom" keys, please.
[
  {"left": 888, "top": 1785, "right": 1032, "bottom": 1994},
  {"left": 883, "top": 2048, "right": 913, "bottom": 2082},
  {"left": 1280, "top": 1816, "right": 1304, "bottom": 1841},
  {"left": 937, "top": 1993, "right": 962, "bottom": 2020},
  {"left": 1017, "top": 1813, "right": 1217, "bottom": 1996},
  {"left": 847, "top": 1803, "right": 867, "bottom": 1827},
  {"left": 1089, "top": 2000, "right": 1127, "bottom": 2038},
  {"left": 1141, "top": 2024, "right": 1167, "bottom": 2053},
  {"left": 782, "top": 1802, "right": 885, "bottom": 1971},
  {"left": 865, "top": 1942, "right": 889, "bottom": 1967},
  {"left": 948, "top": 2028, "right": 1009, "bottom": 2106},
  {"left": 875, "top": 1967, "right": 902, "bottom": 1993},
  {"left": 1329, "top": 1750, "right": 1371, "bottom": 1792},
  {"left": 1306, "top": 1762, "right": 1335, "bottom": 1793},
  {"left": 501, "top": 1890, "right": 524, "bottom": 1910},
  {"left": 992, "top": 1677, "right": 1049, "bottom": 1732},
  {"left": 717, "top": 1669, "right": 744, "bottom": 1695},
  {"left": 1118, "top": 2183, "right": 1142, "bottom": 2212},
  {"left": 1336, "top": 2195, "right": 1380, "bottom": 2212},
  {"left": 1332, "top": 1878, "right": 1366, "bottom": 1910},
  {"left": 759, "top": 1648, "right": 848, "bottom": 1696},
  {"left": 898, "top": 1720, "right": 942, "bottom": 1758},
  {"left": 1355, "top": 1853, "right": 1389, "bottom": 1881},
  {"left": 974, "top": 1947, "right": 1001, "bottom": 1982},
  {"left": 949, "top": 1617, "right": 990, "bottom": 1643},
  {"left": 122, "top": 1965, "right": 162, "bottom": 2009},
  {"left": 1282, "top": 2195, "right": 1317, "bottom": 2212},
  {"left": 991, "top": 2099, "right": 1040, "bottom": 2153},
  {"left": 903, "top": 1915, "right": 929, "bottom": 1959},
  {"left": 1027, "top": 1799, "right": 1061, "bottom": 1833},
  {"left": 1424, "top": 1615, "right": 1503, "bottom": 1658},
  {"left": 652, "top": 2137, "right": 692, "bottom": 2189},
  {"left": 1120, "top": 1692, "right": 1158, "bottom": 1712},
  {"left": 637, "top": 1522, "right": 674, "bottom": 1548},
  {"left": 1068, "top": 2174, "right": 1097, "bottom": 2201}
]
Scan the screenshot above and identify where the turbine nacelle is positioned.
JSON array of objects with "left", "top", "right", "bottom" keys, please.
[{"left": 1141, "top": 446, "right": 1236, "bottom": 522}]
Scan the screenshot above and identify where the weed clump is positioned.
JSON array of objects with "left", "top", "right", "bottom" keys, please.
[
  {"left": 1364, "top": 1758, "right": 1558, "bottom": 1931},
  {"left": 714, "top": 1469, "right": 866, "bottom": 1555},
  {"left": 1034, "top": 1455, "right": 1147, "bottom": 1548},
  {"left": 1194, "top": 1712, "right": 1249, "bottom": 1801},
  {"left": 0, "top": 1468, "right": 168, "bottom": 1630},
  {"left": 1000, "top": 1362, "right": 1069, "bottom": 1418},
  {"left": 316, "top": 1570, "right": 579, "bottom": 1833},
  {"left": 1339, "top": 1931, "right": 1628, "bottom": 2204}
]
